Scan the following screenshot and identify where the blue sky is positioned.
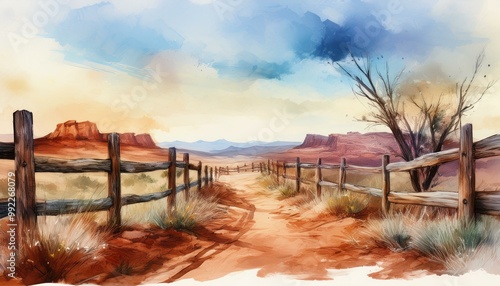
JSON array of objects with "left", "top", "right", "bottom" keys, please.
[{"left": 1, "top": 0, "right": 499, "bottom": 142}]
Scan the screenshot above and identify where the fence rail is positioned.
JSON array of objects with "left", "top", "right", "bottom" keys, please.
[{"left": 0, "top": 110, "right": 216, "bottom": 246}]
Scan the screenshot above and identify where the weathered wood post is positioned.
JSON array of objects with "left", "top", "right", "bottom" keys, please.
[
  {"left": 252, "top": 162, "right": 254, "bottom": 172},
  {"left": 215, "top": 166, "right": 218, "bottom": 181},
  {"left": 259, "top": 162, "right": 263, "bottom": 173},
  {"left": 283, "top": 160, "right": 287, "bottom": 179},
  {"left": 14, "top": 110, "right": 37, "bottom": 249},
  {"left": 108, "top": 133, "right": 122, "bottom": 230},
  {"left": 226, "top": 166, "right": 229, "bottom": 175},
  {"left": 382, "top": 155, "right": 391, "bottom": 215},
  {"left": 197, "top": 161, "right": 202, "bottom": 191},
  {"left": 204, "top": 165, "right": 209, "bottom": 187},
  {"left": 183, "top": 153, "right": 190, "bottom": 200},
  {"left": 315, "top": 158, "right": 322, "bottom": 197},
  {"left": 338, "top": 158, "right": 346, "bottom": 193},
  {"left": 267, "top": 159, "right": 270, "bottom": 175},
  {"left": 276, "top": 161, "right": 280, "bottom": 184},
  {"left": 295, "top": 157, "right": 301, "bottom": 194},
  {"left": 458, "top": 124, "right": 475, "bottom": 223},
  {"left": 237, "top": 165, "right": 240, "bottom": 173},
  {"left": 168, "top": 147, "right": 177, "bottom": 213},
  {"left": 210, "top": 167, "right": 214, "bottom": 186}
]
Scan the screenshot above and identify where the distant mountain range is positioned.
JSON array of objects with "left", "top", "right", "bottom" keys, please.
[{"left": 158, "top": 139, "right": 300, "bottom": 154}]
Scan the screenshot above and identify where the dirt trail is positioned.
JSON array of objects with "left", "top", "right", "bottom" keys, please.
[{"left": 149, "top": 172, "right": 441, "bottom": 283}]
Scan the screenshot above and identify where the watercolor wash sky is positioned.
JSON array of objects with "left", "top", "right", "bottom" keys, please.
[{"left": 1, "top": 0, "right": 499, "bottom": 143}]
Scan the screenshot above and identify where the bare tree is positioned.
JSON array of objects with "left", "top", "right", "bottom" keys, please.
[{"left": 338, "top": 53, "right": 495, "bottom": 192}]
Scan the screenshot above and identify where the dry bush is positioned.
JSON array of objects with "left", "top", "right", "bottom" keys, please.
[
  {"left": 325, "top": 192, "right": 370, "bottom": 217},
  {"left": 276, "top": 181, "right": 299, "bottom": 199},
  {"left": 364, "top": 211, "right": 417, "bottom": 251},
  {"left": 152, "top": 192, "right": 221, "bottom": 231},
  {"left": 412, "top": 215, "right": 500, "bottom": 274},
  {"left": 17, "top": 213, "right": 109, "bottom": 284},
  {"left": 257, "top": 174, "right": 279, "bottom": 190}
]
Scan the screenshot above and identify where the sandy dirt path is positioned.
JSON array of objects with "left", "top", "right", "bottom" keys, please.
[{"left": 149, "top": 172, "right": 442, "bottom": 283}]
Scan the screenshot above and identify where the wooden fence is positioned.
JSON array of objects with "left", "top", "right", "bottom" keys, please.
[
  {"left": 0, "top": 110, "right": 215, "bottom": 247},
  {"left": 234, "top": 124, "right": 500, "bottom": 222}
]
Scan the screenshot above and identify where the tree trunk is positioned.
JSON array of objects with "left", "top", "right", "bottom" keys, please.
[
  {"left": 409, "top": 169, "right": 422, "bottom": 192},
  {"left": 422, "top": 165, "right": 440, "bottom": 191}
]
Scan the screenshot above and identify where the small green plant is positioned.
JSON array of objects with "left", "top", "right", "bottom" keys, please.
[
  {"left": 364, "top": 212, "right": 413, "bottom": 251},
  {"left": 153, "top": 193, "right": 219, "bottom": 231},
  {"left": 325, "top": 192, "right": 370, "bottom": 217},
  {"left": 115, "top": 260, "right": 134, "bottom": 275}
]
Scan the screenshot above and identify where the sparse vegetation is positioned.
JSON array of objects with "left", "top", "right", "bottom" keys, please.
[
  {"left": 153, "top": 192, "right": 220, "bottom": 231},
  {"left": 258, "top": 174, "right": 279, "bottom": 190},
  {"left": 276, "top": 181, "right": 298, "bottom": 199},
  {"left": 17, "top": 213, "right": 109, "bottom": 284},
  {"left": 67, "top": 175, "right": 104, "bottom": 191},
  {"left": 325, "top": 192, "right": 370, "bottom": 217},
  {"left": 412, "top": 216, "right": 500, "bottom": 268},
  {"left": 364, "top": 212, "right": 414, "bottom": 251},
  {"left": 364, "top": 212, "right": 500, "bottom": 274},
  {"left": 123, "top": 173, "right": 156, "bottom": 187}
]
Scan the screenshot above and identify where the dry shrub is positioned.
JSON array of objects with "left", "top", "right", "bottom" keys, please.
[
  {"left": 412, "top": 216, "right": 500, "bottom": 274},
  {"left": 153, "top": 192, "right": 221, "bottom": 231},
  {"left": 17, "top": 213, "right": 109, "bottom": 284},
  {"left": 364, "top": 212, "right": 415, "bottom": 251},
  {"left": 325, "top": 192, "right": 370, "bottom": 217}
]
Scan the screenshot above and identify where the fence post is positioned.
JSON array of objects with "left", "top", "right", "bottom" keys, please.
[
  {"left": 107, "top": 133, "right": 121, "bottom": 230},
  {"left": 382, "top": 155, "right": 391, "bottom": 215},
  {"left": 215, "top": 166, "right": 218, "bottom": 181},
  {"left": 168, "top": 147, "right": 177, "bottom": 213},
  {"left": 295, "top": 157, "right": 301, "bottom": 193},
  {"left": 283, "top": 160, "right": 287, "bottom": 179},
  {"left": 458, "top": 124, "right": 475, "bottom": 223},
  {"left": 14, "top": 110, "right": 37, "bottom": 250},
  {"left": 316, "top": 158, "right": 322, "bottom": 197},
  {"left": 260, "top": 162, "right": 263, "bottom": 173},
  {"left": 338, "top": 158, "right": 346, "bottom": 193},
  {"left": 252, "top": 162, "right": 254, "bottom": 172},
  {"left": 204, "top": 165, "right": 209, "bottom": 187},
  {"left": 210, "top": 167, "right": 213, "bottom": 186},
  {"left": 237, "top": 165, "right": 240, "bottom": 173},
  {"left": 276, "top": 161, "right": 280, "bottom": 184},
  {"left": 226, "top": 166, "right": 229, "bottom": 175},
  {"left": 267, "top": 159, "right": 270, "bottom": 175},
  {"left": 197, "top": 161, "right": 202, "bottom": 191},
  {"left": 183, "top": 153, "right": 190, "bottom": 200}
]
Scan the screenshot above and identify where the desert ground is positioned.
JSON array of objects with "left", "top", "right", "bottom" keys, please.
[
  {"left": 1, "top": 142, "right": 500, "bottom": 285},
  {"left": 0, "top": 171, "right": 444, "bottom": 285}
]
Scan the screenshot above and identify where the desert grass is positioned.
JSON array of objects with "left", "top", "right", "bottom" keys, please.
[
  {"left": 412, "top": 216, "right": 500, "bottom": 274},
  {"left": 324, "top": 191, "right": 370, "bottom": 217},
  {"left": 17, "top": 212, "right": 109, "bottom": 284},
  {"left": 276, "top": 181, "right": 299, "bottom": 199},
  {"left": 364, "top": 211, "right": 416, "bottom": 251},
  {"left": 257, "top": 174, "right": 279, "bottom": 190},
  {"left": 152, "top": 191, "right": 220, "bottom": 231},
  {"left": 365, "top": 211, "right": 500, "bottom": 274}
]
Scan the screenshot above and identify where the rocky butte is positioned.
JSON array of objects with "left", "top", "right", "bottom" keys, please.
[{"left": 38, "top": 120, "right": 157, "bottom": 148}]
